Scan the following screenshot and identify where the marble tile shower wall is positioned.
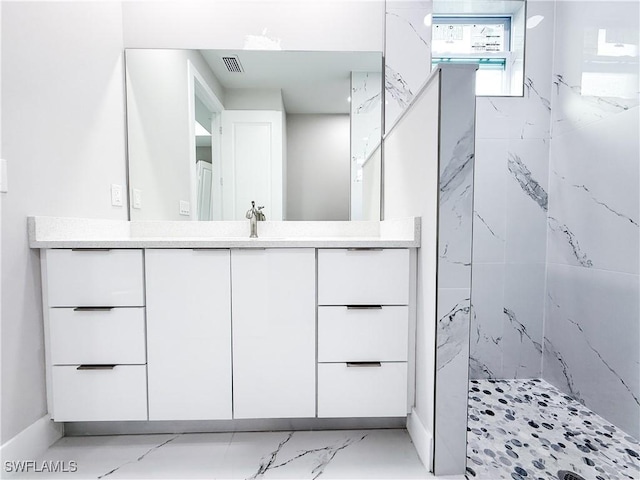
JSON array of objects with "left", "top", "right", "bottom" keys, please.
[
  {"left": 384, "top": 1, "right": 432, "bottom": 131},
  {"left": 543, "top": 1, "right": 639, "bottom": 439},
  {"left": 470, "top": 1, "right": 555, "bottom": 381}
]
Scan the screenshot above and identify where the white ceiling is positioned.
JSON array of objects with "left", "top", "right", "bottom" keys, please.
[{"left": 200, "top": 50, "right": 382, "bottom": 114}]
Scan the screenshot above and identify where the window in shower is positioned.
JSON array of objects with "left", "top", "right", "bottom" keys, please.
[{"left": 431, "top": 9, "right": 526, "bottom": 96}]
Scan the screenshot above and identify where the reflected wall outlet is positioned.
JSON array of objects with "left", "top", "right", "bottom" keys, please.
[
  {"left": 132, "top": 189, "right": 142, "bottom": 209},
  {"left": 111, "top": 184, "right": 123, "bottom": 207},
  {"left": 179, "top": 200, "right": 190, "bottom": 216}
]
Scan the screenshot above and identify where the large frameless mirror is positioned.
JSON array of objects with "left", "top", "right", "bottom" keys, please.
[{"left": 125, "top": 49, "right": 383, "bottom": 222}]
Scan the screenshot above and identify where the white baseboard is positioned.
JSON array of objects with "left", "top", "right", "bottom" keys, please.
[
  {"left": 406, "top": 408, "right": 432, "bottom": 471},
  {"left": 0, "top": 414, "right": 63, "bottom": 463}
]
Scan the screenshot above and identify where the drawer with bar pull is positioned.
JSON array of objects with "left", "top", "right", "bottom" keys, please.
[
  {"left": 317, "top": 362, "right": 408, "bottom": 418},
  {"left": 49, "top": 307, "right": 146, "bottom": 365},
  {"left": 317, "top": 306, "right": 408, "bottom": 362},
  {"left": 317, "top": 249, "right": 410, "bottom": 306},
  {"left": 51, "top": 365, "right": 148, "bottom": 421},
  {"left": 44, "top": 249, "right": 144, "bottom": 307}
]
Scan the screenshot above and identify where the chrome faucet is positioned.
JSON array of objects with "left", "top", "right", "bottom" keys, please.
[{"left": 245, "top": 201, "right": 265, "bottom": 238}]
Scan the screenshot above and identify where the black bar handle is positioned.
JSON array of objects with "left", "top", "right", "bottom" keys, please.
[
  {"left": 71, "top": 248, "right": 111, "bottom": 252},
  {"left": 346, "top": 362, "right": 382, "bottom": 368},
  {"left": 77, "top": 365, "right": 116, "bottom": 370},
  {"left": 346, "top": 305, "right": 383, "bottom": 310},
  {"left": 73, "top": 307, "right": 114, "bottom": 312}
]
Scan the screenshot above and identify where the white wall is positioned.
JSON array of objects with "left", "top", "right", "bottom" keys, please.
[
  {"left": 122, "top": 0, "right": 384, "bottom": 52},
  {"left": 383, "top": 73, "right": 440, "bottom": 458},
  {"left": 1, "top": 1, "right": 127, "bottom": 444},
  {"left": 286, "top": 115, "right": 350, "bottom": 221},
  {"left": 224, "top": 89, "right": 284, "bottom": 111}
]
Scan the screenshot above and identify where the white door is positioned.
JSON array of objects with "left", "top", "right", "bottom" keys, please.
[
  {"left": 221, "top": 110, "right": 283, "bottom": 220},
  {"left": 231, "top": 249, "right": 316, "bottom": 419},
  {"left": 145, "top": 249, "right": 232, "bottom": 420},
  {"left": 196, "top": 160, "right": 213, "bottom": 221}
]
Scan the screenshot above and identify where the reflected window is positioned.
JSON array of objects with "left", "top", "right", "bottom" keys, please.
[{"left": 581, "top": 27, "right": 639, "bottom": 99}]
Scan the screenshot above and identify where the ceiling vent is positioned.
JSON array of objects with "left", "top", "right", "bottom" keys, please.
[{"left": 222, "top": 55, "right": 244, "bottom": 73}]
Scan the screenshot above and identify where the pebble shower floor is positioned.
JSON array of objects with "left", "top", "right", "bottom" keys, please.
[{"left": 466, "top": 379, "right": 640, "bottom": 480}]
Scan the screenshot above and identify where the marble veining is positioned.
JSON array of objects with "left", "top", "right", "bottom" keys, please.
[
  {"left": 563, "top": 317, "right": 640, "bottom": 409},
  {"left": 508, "top": 148, "right": 593, "bottom": 267},
  {"left": 503, "top": 308, "right": 542, "bottom": 356},
  {"left": 545, "top": 288, "right": 640, "bottom": 410},
  {"left": 386, "top": 11, "right": 430, "bottom": 50},
  {"left": 524, "top": 77, "right": 551, "bottom": 112},
  {"left": 247, "top": 432, "right": 368, "bottom": 480},
  {"left": 474, "top": 211, "right": 502, "bottom": 241},
  {"left": 466, "top": 379, "right": 640, "bottom": 480},
  {"left": 384, "top": 2, "right": 432, "bottom": 130},
  {"left": 437, "top": 298, "right": 470, "bottom": 371},
  {"left": 440, "top": 124, "right": 475, "bottom": 205},
  {"left": 6, "top": 429, "right": 430, "bottom": 479},
  {"left": 98, "top": 435, "right": 181, "bottom": 479},
  {"left": 385, "top": 65, "right": 413, "bottom": 111},
  {"left": 552, "top": 170, "right": 639, "bottom": 228},
  {"left": 554, "top": 74, "right": 636, "bottom": 113},
  {"left": 507, "top": 153, "right": 548, "bottom": 211},
  {"left": 547, "top": 217, "right": 593, "bottom": 268},
  {"left": 543, "top": 336, "right": 583, "bottom": 403},
  {"left": 352, "top": 73, "right": 381, "bottom": 114}
]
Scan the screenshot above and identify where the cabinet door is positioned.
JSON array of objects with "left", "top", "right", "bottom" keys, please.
[
  {"left": 145, "top": 249, "right": 232, "bottom": 420},
  {"left": 232, "top": 249, "right": 316, "bottom": 419}
]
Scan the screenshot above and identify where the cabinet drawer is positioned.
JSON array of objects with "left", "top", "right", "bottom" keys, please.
[
  {"left": 317, "top": 362, "right": 407, "bottom": 418},
  {"left": 318, "top": 306, "right": 408, "bottom": 362},
  {"left": 49, "top": 307, "right": 146, "bottom": 365},
  {"left": 317, "top": 249, "right": 409, "bottom": 305},
  {"left": 51, "top": 365, "right": 147, "bottom": 421},
  {"left": 44, "top": 249, "right": 144, "bottom": 307}
]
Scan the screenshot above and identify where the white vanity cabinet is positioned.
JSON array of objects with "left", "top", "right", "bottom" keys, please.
[
  {"left": 231, "top": 248, "right": 316, "bottom": 419},
  {"left": 38, "top": 242, "right": 414, "bottom": 423},
  {"left": 145, "top": 249, "right": 232, "bottom": 420},
  {"left": 41, "top": 249, "right": 148, "bottom": 422},
  {"left": 317, "top": 248, "right": 410, "bottom": 418}
]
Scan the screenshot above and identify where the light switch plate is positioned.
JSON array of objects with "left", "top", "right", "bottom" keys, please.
[
  {"left": 0, "top": 159, "right": 7, "bottom": 193},
  {"left": 179, "top": 200, "right": 190, "bottom": 216},
  {"left": 111, "top": 184, "right": 123, "bottom": 207},
  {"left": 132, "top": 189, "right": 142, "bottom": 209}
]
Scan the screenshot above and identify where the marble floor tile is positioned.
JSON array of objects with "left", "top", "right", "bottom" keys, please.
[
  {"left": 5, "top": 429, "right": 432, "bottom": 480},
  {"left": 466, "top": 379, "right": 640, "bottom": 480}
]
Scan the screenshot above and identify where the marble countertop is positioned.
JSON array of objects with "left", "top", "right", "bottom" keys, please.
[{"left": 28, "top": 217, "right": 421, "bottom": 249}]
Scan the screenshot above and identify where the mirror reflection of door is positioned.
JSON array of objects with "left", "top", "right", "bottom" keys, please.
[
  {"left": 191, "top": 70, "right": 223, "bottom": 221},
  {"left": 194, "top": 93, "right": 215, "bottom": 221}
]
